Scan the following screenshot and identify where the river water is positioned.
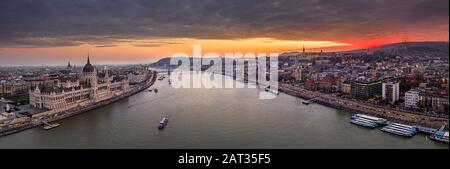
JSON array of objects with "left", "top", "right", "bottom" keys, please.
[{"left": 0, "top": 72, "right": 447, "bottom": 149}]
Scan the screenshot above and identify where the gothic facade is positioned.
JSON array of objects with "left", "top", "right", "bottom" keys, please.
[{"left": 29, "top": 56, "right": 130, "bottom": 110}]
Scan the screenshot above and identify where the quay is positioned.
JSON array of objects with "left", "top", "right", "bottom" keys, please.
[
  {"left": 0, "top": 70, "right": 157, "bottom": 137},
  {"left": 279, "top": 83, "right": 448, "bottom": 129}
]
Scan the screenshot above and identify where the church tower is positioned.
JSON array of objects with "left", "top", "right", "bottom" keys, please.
[{"left": 296, "top": 45, "right": 304, "bottom": 82}]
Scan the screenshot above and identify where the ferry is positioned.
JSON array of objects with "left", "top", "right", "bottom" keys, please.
[
  {"left": 352, "top": 117, "right": 379, "bottom": 124},
  {"left": 301, "top": 101, "right": 310, "bottom": 105},
  {"left": 349, "top": 114, "right": 384, "bottom": 128},
  {"left": 351, "top": 114, "right": 387, "bottom": 125},
  {"left": 382, "top": 126, "right": 415, "bottom": 133},
  {"left": 382, "top": 125, "right": 417, "bottom": 134},
  {"left": 380, "top": 123, "right": 417, "bottom": 137},
  {"left": 41, "top": 121, "right": 60, "bottom": 130},
  {"left": 429, "top": 131, "right": 449, "bottom": 143},
  {"left": 387, "top": 122, "right": 418, "bottom": 132},
  {"left": 158, "top": 117, "right": 169, "bottom": 130},
  {"left": 381, "top": 128, "right": 415, "bottom": 137},
  {"left": 349, "top": 116, "right": 379, "bottom": 128},
  {"left": 148, "top": 88, "right": 153, "bottom": 92},
  {"left": 350, "top": 119, "right": 377, "bottom": 128}
]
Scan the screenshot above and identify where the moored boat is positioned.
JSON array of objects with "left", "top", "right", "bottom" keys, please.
[
  {"left": 352, "top": 114, "right": 387, "bottom": 125},
  {"left": 381, "top": 128, "right": 415, "bottom": 137},
  {"left": 429, "top": 131, "right": 449, "bottom": 143},
  {"left": 350, "top": 119, "right": 377, "bottom": 128},
  {"left": 349, "top": 114, "right": 382, "bottom": 129},
  {"left": 42, "top": 121, "right": 60, "bottom": 130},
  {"left": 380, "top": 123, "right": 417, "bottom": 137},
  {"left": 416, "top": 126, "right": 438, "bottom": 134}
]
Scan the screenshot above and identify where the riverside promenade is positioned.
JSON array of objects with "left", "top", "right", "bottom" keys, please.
[
  {"left": 0, "top": 70, "right": 157, "bottom": 137},
  {"left": 279, "top": 83, "right": 448, "bottom": 129}
]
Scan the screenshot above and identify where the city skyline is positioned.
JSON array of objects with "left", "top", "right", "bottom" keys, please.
[{"left": 0, "top": 0, "right": 449, "bottom": 65}]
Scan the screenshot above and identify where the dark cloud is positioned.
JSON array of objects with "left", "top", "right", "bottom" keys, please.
[{"left": 0, "top": 0, "right": 448, "bottom": 47}]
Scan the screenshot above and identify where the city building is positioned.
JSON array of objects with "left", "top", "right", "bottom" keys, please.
[
  {"left": 431, "top": 96, "right": 449, "bottom": 114},
  {"left": 352, "top": 80, "right": 382, "bottom": 99},
  {"left": 295, "top": 46, "right": 306, "bottom": 82},
  {"left": 342, "top": 81, "right": 352, "bottom": 95},
  {"left": 304, "top": 75, "right": 339, "bottom": 93},
  {"left": 127, "top": 72, "right": 147, "bottom": 84},
  {"left": 404, "top": 89, "right": 420, "bottom": 109},
  {"left": 382, "top": 81, "right": 400, "bottom": 104},
  {"left": 22, "top": 75, "right": 59, "bottom": 89},
  {"left": 0, "top": 80, "right": 28, "bottom": 97}
]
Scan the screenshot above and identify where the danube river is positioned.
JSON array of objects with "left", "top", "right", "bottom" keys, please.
[{"left": 0, "top": 72, "right": 447, "bottom": 149}]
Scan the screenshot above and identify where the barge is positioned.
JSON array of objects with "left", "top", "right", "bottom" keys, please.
[{"left": 381, "top": 122, "right": 417, "bottom": 137}]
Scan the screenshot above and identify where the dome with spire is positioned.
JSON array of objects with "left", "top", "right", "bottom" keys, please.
[{"left": 82, "top": 54, "right": 95, "bottom": 73}]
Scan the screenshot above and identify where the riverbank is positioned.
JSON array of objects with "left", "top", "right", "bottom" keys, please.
[
  {"left": 0, "top": 71, "right": 157, "bottom": 137},
  {"left": 279, "top": 83, "right": 448, "bottom": 129}
]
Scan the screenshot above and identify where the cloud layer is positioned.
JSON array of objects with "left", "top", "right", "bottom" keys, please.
[{"left": 0, "top": 0, "right": 448, "bottom": 48}]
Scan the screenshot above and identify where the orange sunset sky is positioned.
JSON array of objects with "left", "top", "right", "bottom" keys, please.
[{"left": 0, "top": 0, "right": 448, "bottom": 66}]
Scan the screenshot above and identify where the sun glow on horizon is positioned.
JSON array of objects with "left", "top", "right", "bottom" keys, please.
[{"left": 0, "top": 37, "right": 350, "bottom": 65}]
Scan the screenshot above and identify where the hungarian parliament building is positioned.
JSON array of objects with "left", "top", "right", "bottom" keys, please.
[{"left": 29, "top": 56, "right": 130, "bottom": 110}]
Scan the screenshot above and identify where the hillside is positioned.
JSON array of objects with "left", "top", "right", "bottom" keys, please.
[{"left": 343, "top": 42, "right": 449, "bottom": 57}]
